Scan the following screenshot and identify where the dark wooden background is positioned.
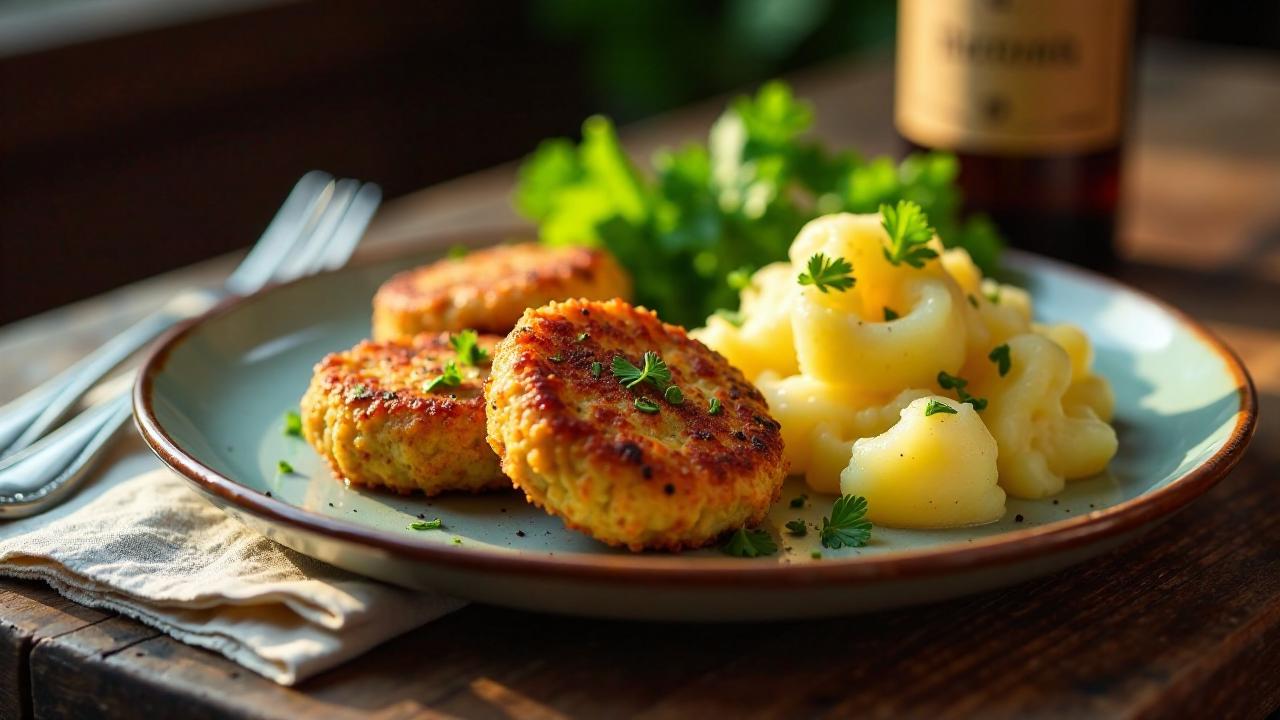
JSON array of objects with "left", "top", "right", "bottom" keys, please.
[
  {"left": 4, "top": 0, "right": 1280, "bottom": 327},
  {"left": 0, "top": 0, "right": 592, "bottom": 324}
]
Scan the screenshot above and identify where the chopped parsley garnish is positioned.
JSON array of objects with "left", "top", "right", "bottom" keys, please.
[
  {"left": 590, "top": 361, "right": 603, "bottom": 378},
  {"left": 785, "top": 519, "right": 807, "bottom": 536},
  {"left": 820, "top": 495, "right": 873, "bottom": 549},
  {"left": 883, "top": 307, "right": 899, "bottom": 321},
  {"left": 424, "top": 360, "right": 463, "bottom": 393},
  {"left": 936, "top": 371, "right": 988, "bottom": 411},
  {"left": 664, "top": 385, "right": 684, "bottom": 405},
  {"left": 612, "top": 352, "right": 671, "bottom": 390},
  {"left": 721, "top": 527, "right": 778, "bottom": 557},
  {"left": 409, "top": 518, "right": 443, "bottom": 531},
  {"left": 811, "top": 551, "right": 823, "bottom": 560},
  {"left": 713, "top": 308, "right": 745, "bottom": 327},
  {"left": 452, "top": 536, "right": 463, "bottom": 545},
  {"left": 283, "top": 411, "right": 302, "bottom": 437},
  {"left": 924, "top": 398, "right": 957, "bottom": 416},
  {"left": 789, "top": 494, "right": 807, "bottom": 508},
  {"left": 446, "top": 245, "right": 468, "bottom": 259},
  {"left": 450, "top": 329, "right": 489, "bottom": 366},
  {"left": 277, "top": 460, "right": 294, "bottom": 474},
  {"left": 708, "top": 397, "right": 723, "bottom": 415},
  {"left": 576, "top": 332, "right": 589, "bottom": 342},
  {"left": 988, "top": 344, "right": 1012, "bottom": 377},
  {"left": 985, "top": 285, "right": 1002, "bottom": 304},
  {"left": 548, "top": 353, "right": 564, "bottom": 363},
  {"left": 345, "top": 384, "right": 373, "bottom": 402},
  {"left": 880, "top": 200, "right": 938, "bottom": 268},
  {"left": 634, "top": 397, "right": 660, "bottom": 414},
  {"left": 797, "top": 252, "right": 855, "bottom": 293}
]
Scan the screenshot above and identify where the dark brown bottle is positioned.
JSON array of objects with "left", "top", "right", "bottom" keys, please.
[{"left": 895, "top": 0, "right": 1134, "bottom": 270}]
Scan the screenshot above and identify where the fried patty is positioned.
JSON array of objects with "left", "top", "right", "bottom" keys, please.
[
  {"left": 301, "top": 332, "right": 507, "bottom": 495},
  {"left": 372, "top": 243, "right": 631, "bottom": 341},
  {"left": 484, "top": 298, "right": 787, "bottom": 551}
]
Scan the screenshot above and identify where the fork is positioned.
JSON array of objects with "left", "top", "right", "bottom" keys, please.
[{"left": 0, "top": 173, "right": 381, "bottom": 517}]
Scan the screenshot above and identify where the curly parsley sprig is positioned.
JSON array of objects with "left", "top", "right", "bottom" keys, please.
[
  {"left": 820, "top": 495, "right": 873, "bottom": 549},
  {"left": 424, "top": 360, "right": 463, "bottom": 393},
  {"left": 881, "top": 200, "right": 939, "bottom": 268},
  {"left": 450, "top": 329, "right": 489, "bottom": 366},
  {"left": 937, "top": 371, "right": 988, "bottom": 411},
  {"left": 797, "top": 253, "right": 855, "bottom": 294},
  {"left": 721, "top": 528, "right": 778, "bottom": 557},
  {"left": 988, "top": 344, "right": 1012, "bottom": 377},
  {"left": 612, "top": 352, "right": 671, "bottom": 390}
]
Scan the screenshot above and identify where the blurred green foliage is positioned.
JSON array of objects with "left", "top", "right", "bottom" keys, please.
[
  {"left": 515, "top": 82, "right": 1002, "bottom": 328},
  {"left": 529, "top": 0, "right": 897, "bottom": 120}
]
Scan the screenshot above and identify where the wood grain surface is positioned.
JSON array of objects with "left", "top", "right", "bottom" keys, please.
[{"left": 1, "top": 41, "right": 1278, "bottom": 719}]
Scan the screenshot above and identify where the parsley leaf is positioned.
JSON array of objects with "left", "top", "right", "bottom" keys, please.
[
  {"left": 345, "top": 384, "right": 373, "bottom": 402},
  {"left": 708, "top": 397, "right": 723, "bottom": 415},
  {"left": 590, "top": 361, "right": 603, "bottom": 378},
  {"left": 634, "top": 397, "right": 660, "bottom": 414},
  {"left": 789, "top": 494, "right": 808, "bottom": 508},
  {"left": 989, "top": 344, "right": 1012, "bottom": 377},
  {"left": 664, "top": 385, "right": 684, "bottom": 405},
  {"left": 797, "top": 253, "right": 855, "bottom": 294},
  {"left": 925, "top": 398, "right": 957, "bottom": 416},
  {"left": 612, "top": 352, "right": 671, "bottom": 391},
  {"left": 820, "top": 495, "right": 872, "bottom": 549},
  {"left": 424, "top": 361, "right": 463, "bottom": 393},
  {"left": 721, "top": 527, "right": 778, "bottom": 557},
  {"left": 936, "top": 371, "right": 988, "bottom": 411},
  {"left": 450, "top": 330, "right": 489, "bottom": 366},
  {"left": 883, "top": 307, "right": 899, "bottom": 322},
  {"left": 409, "top": 518, "right": 443, "bottom": 531},
  {"left": 283, "top": 411, "right": 302, "bottom": 437},
  {"left": 881, "top": 200, "right": 938, "bottom": 268},
  {"left": 985, "top": 285, "right": 1002, "bottom": 305},
  {"left": 277, "top": 460, "right": 294, "bottom": 474},
  {"left": 726, "top": 267, "right": 753, "bottom": 290},
  {"left": 785, "top": 519, "right": 808, "bottom": 536}
]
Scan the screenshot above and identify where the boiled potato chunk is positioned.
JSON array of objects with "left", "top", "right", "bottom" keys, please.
[
  {"left": 793, "top": 276, "right": 967, "bottom": 393},
  {"left": 976, "top": 334, "right": 1118, "bottom": 499},
  {"left": 1034, "top": 322, "right": 1116, "bottom": 421},
  {"left": 692, "top": 262, "right": 798, "bottom": 381},
  {"left": 840, "top": 396, "right": 1005, "bottom": 528}
]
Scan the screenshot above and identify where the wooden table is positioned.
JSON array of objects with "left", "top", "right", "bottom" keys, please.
[{"left": 2, "top": 42, "right": 1279, "bottom": 719}]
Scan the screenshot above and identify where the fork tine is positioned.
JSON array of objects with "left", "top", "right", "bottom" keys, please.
[
  {"left": 271, "top": 179, "right": 360, "bottom": 284},
  {"left": 224, "top": 171, "right": 335, "bottom": 295},
  {"left": 316, "top": 182, "right": 381, "bottom": 273}
]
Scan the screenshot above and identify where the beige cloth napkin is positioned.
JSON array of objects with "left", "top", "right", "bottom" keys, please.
[{"left": 0, "top": 442, "right": 465, "bottom": 685}]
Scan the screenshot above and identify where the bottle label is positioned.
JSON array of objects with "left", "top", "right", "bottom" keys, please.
[{"left": 895, "top": 0, "right": 1132, "bottom": 155}]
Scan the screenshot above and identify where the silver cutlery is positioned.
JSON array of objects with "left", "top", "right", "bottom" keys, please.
[{"left": 0, "top": 173, "right": 381, "bottom": 517}]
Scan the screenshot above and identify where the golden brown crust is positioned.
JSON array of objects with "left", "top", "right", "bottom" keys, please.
[
  {"left": 484, "top": 298, "right": 787, "bottom": 551},
  {"left": 300, "top": 332, "right": 508, "bottom": 495},
  {"left": 372, "top": 243, "right": 632, "bottom": 341}
]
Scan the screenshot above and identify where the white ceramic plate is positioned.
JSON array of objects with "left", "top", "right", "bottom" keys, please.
[{"left": 134, "top": 235, "right": 1257, "bottom": 620}]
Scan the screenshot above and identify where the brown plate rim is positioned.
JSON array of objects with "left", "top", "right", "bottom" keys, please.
[{"left": 132, "top": 232, "right": 1259, "bottom": 588}]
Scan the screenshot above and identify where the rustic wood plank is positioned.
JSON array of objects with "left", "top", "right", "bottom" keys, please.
[
  {"left": 0, "top": 579, "right": 112, "bottom": 720},
  {"left": 24, "top": 431, "right": 1279, "bottom": 720}
]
